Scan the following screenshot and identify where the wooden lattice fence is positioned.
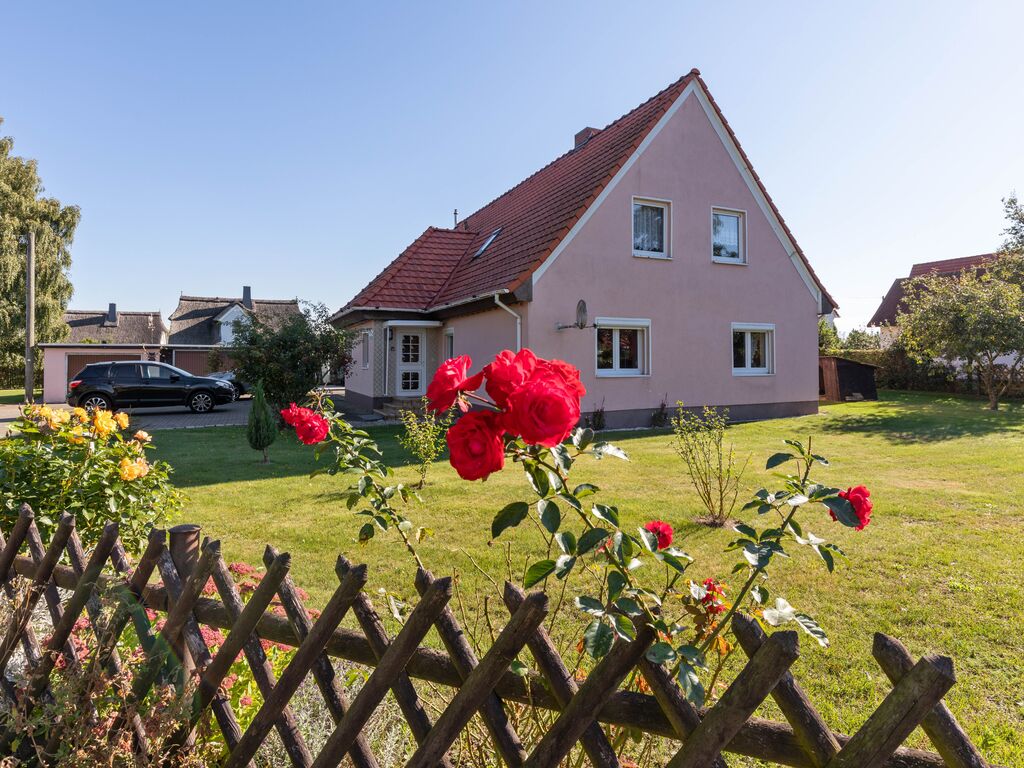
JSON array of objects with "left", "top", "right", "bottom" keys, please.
[{"left": 0, "top": 507, "right": 999, "bottom": 767}]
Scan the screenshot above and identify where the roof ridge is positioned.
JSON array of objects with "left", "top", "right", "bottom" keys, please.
[
  {"left": 457, "top": 71, "right": 695, "bottom": 229},
  {"left": 67, "top": 309, "right": 162, "bottom": 315},
  {"left": 177, "top": 295, "right": 298, "bottom": 303}
]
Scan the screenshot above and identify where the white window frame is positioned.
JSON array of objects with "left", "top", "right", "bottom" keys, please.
[
  {"left": 632, "top": 197, "right": 671, "bottom": 260},
  {"left": 731, "top": 322, "right": 775, "bottom": 376},
  {"left": 443, "top": 329, "right": 454, "bottom": 360},
  {"left": 595, "top": 317, "right": 652, "bottom": 378},
  {"left": 711, "top": 207, "right": 747, "bottom": 265},
  {"left": 360, "top": 330, "right": 371, "bottom": 369}
]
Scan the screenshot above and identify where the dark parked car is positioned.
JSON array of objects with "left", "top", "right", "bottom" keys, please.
[
  {"left": 206, "top": 370, "right": 248, "bottom": 400},
  {"left": 67, "top": 361, "right": 236, "bottom": 413}
]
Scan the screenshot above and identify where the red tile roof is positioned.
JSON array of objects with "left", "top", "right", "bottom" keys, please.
[
  {"left": 868, "top": 253, "right": 997, "bottom": 326},
  {"left": 336, "top": 70, "right": 834, "bottom": 319}
]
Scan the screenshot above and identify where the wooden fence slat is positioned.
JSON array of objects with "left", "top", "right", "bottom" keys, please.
[
  {"left": 336, "top": 555, "right": 451, "bottom": 766},
  {"left": 416, "top": 568, "right": 527, "bottom": 768},
  {"left": 157, "top": 544, "right": 244, "bottom": 752},
  {"left": 224, "top": 564, "right": 368, "bottom": 768},
  {"left": 191, "top": 551, "right": 313, "bottom": 767},
  {"left": 503, "top": 582, "right": 620, "bottom": 768},
  {"left": 265, "top": 547, "right": 380, "bottom": 768},
  {"left": 525, "top": 622, "right": 655, "bottom": 768},
  {"left": 66, "top": 528, "right": 150, "bottom": 756},
  {"left": 826, "top": 654, "right": 957, "bottom": 768},
  {"left": 0, "top": 522, "right": 44, "bottom": 693},
  {"left": 0, "top": 505, "right": 35, "bottom": 583},
  {"left": 309, "top": 575, "right": 454, "bottom": 768},
  {"left": 0, "top": 522, "right": 119, "bottom": 756},
  {"left": 0, "top": 513, "right": 76, "bottom": 680},
  {"left": 25, "top": 520, "right": 81, "bottom": 673},
  {"left": 872, "top": 634, "right": 988, "bottom": 768},
  {"left": 666, "top": 630, "right": 801, "bottom": 768},
  {"left": 636, "top": 656, "right": 728, "bottom": 768},
  {"left": 95, "top": 528, "right": 165, "bottom": 670},
  {"left": 405, "top": 591, "right": 549, "bottom": 768},
  {"left": 733, "top": 614, "right": 839, "bottom": 767}
]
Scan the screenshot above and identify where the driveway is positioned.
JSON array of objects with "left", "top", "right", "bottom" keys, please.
[{"left": 0, "top": 400, "right": 252, "bottom": 435}]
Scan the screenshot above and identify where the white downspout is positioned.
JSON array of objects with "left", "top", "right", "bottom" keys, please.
[{"left": 494, "top": 292, "right": 522, "bottom": 351}]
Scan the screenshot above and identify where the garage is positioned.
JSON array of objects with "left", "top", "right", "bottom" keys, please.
[{"left": 40, "top": 345, "right": 157, "bottom": 403}]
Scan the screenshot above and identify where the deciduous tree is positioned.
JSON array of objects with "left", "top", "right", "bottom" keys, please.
[{"left": 0, "top": 120, "right": 80, "bottom": 386}]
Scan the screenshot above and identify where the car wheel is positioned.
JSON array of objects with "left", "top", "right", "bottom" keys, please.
[
  {"left": 81, "top": 394, "right": 112, "bottom": 412},
  {"left": 189, "top": 391, "right": 215, "bottom": 413},
  {"left": 231, "top": 385, "right": 241, "bottom": 401}
]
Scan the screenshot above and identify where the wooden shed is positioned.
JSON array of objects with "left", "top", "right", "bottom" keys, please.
[{"left": 818, "top": 355, "right": 879, "bottom": 402}]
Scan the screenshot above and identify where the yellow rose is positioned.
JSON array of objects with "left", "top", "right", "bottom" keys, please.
[
  {"left": 133, "top": 430, "right": 151, "bottom": 443},
  {"left": 119, "top": 457, "right": 150, "bottom": 481},
  {"left": 114, "top": 412, "right": 130, "bottom": 430},
  {"left": 72, "top": 407, "right": 88, "bottom": 422},
  {"left": 93, "top": 410, "right": 116, "bottom": 437},
  {"left": 69, "top": 425, "right": 87, "bottom": 445},
  {"left": 135, "top": 458, "right": 150, "bottom": 478},
  {"left": 38, "top": 405, "right": 53, "bottom": 420},
  {"left": 47, "top": 410, "right": 70, "bottom": 429}
]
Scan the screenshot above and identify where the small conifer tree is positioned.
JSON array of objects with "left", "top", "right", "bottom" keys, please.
[{"left": 247, "top": 380, "right": 277, "bottom": 463}]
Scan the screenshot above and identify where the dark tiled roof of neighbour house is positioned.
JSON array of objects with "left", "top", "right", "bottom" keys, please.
[
  {"left": 335, "top": 70, "right": 836, "bottom": 320},
  {"left": 868, "top": 253, "right": 997, "bottom": 327},
  {"left": 168, "top": 296, "right": 301, "bottom": 345},
  {"left": 63, "top": 310, "right": 165, "bottom": 345}
]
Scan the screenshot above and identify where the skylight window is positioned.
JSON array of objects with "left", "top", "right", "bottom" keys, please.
[{"left": 474, "top": 228, "right": 502, "bottom": 258}]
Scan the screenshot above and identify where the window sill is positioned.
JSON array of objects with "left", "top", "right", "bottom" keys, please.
[
  {"left": 596, "top": 370, "right": 650, "bottom": 378},
  {"left": 732, "top": 370, "right": 774, "bottom": 377},
  {"left": 713, "top": 257, "right": 747, "bottom": 266},
  {"left": 633, "top": 251, "right": 670, "bottom": 260}
]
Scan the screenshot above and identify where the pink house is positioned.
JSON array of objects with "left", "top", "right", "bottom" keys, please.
[{"left": 332, "top": 70, "right": 837, "bottom": 427}]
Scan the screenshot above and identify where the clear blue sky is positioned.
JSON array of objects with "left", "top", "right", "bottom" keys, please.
[{"left": 3, "top": 1, "right": 1022, "bottom": 332}]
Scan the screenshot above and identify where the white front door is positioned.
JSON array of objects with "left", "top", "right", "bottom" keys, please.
[{"left": 396, "top": 331, "right": 426, "bottom": 396}]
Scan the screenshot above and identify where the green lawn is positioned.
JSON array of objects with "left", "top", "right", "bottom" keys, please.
[
  {"left": 0, "top": 388, "right": 40, "bottom": 405},
  {"left": 152, "top": 392, "right": 1024, "bottom": 763}
]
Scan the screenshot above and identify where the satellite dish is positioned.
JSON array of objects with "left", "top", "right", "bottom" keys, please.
[{"left": 575, "top": 300, "right": 588, "bottom": 329}]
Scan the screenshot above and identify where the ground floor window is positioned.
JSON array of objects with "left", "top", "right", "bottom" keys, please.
[
  {"left": 596, "top": 319, "right": 650, "bottom": 376},
  {"left": 360, "top": 331, "right": 371, "bottom": 369},
  {"left": 444, "top": 329, "right": 454, "bottom": 360},
  {"left": 732, "top": 323, "right": 774, "bottom": 375}
]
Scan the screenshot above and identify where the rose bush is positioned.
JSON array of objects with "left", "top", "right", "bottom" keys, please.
[
  {"left": 0, "top": 406, "right": 182, "bottom": 551},
  {"left": 290, "top": 349, "right": 875, "bottom": 707}
]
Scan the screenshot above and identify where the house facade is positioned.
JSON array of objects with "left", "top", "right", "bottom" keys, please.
[
  {"left": 166, "top": 286, "right": 301, "bottom": 375},
  {"left": 868, "top": 254, "right": 997, "bottom": 348},
  {"left": 39, "top": 304, "right": 166, "bottom": 402},
  {"left": 333, "top": 70, "right": 836, "bottom": 427}
]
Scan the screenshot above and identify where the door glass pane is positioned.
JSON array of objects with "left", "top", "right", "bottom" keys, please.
[
  {"left": 142, "top": 364, "right": 172, "bottom": 380},
  {"left": 732, "top": 332, "right": 746, "bottom": 368},
  {"left": 112, "top": 364, "right": 140, "bottom": 382},
  {"left": 633, "top": 203, "right": 665, "bottom": 253},
  {"left": 597, "top": 328, "right": 614, "bottom": 369},
  {"left": 713, "top": 213, "right": 741, "bottom": 260},
  {"left": 401, "top": 334, "right": 421, "bottom": 363},
  {"left": 401, "top": 371, "right": 420, "bottom": 391},
  {"left": 750, "top": 332, "right": 766, "bottom": 368},
  {"left": 618, "top": 329, "right": 639, "bottom": 369}
]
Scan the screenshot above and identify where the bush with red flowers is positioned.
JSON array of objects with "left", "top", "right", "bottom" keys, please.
[
  {"left": 281, "top": 403, "right": 330, "bottom": 445},
  {"left": 291, "top": 351, "right": 875, "bottom": 710}
]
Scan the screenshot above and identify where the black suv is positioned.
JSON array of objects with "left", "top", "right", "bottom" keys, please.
[{"left": 67, "top": 361, "right": 236, "bottom": 413}]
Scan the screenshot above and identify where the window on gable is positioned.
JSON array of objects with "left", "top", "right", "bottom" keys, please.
[
  {"left": 713, "top": 209, "right": 745, "bottom": 263},
  {"left": 596, "top": 319, "right": 651, "bottom": 376},
  {"left": 632, "top": 199, "right": 669, "bottom": 258},
  {"left": 732, "top": 324, "right": 774, "bottom": 375}
]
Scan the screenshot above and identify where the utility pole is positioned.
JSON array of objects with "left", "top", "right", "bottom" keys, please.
[{"left": 24, "top": 232, "right": 35, "bottom": 404}]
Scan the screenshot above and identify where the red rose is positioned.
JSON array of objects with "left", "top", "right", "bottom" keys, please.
[
  {"left": 294, "top": 411, "right": 329, "bottom": 444},
  {"left": 504, "top": 369, "right": 581, "bottom": 447},
  {"left": 483, "top": 349, "right": 538, "bottom": 407},
  {"left": 280, "top": 403, "right": 304, "bottom": 426},
  {"left": 700, "top": 578, "right": 727, "bottom": 615},
  {"left": 426, "top": 355, "right": 484, "bottom": 413},
  {"left": 537, "top": 358, "right": 586, "bottom": 399},
  {"left": 831, "top": 485, "right": 872, "bottom": 530},
  {"left": 643, "top": 520, "right": 673, "bottom": 550},
  {"left": 446, "top": 411, "right": 505, "bottom": 481}
]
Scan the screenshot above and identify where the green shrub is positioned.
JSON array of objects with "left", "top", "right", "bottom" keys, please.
[
  {"left": 0, "top": 405, "right": 182, "bottom": 551},
  {"left": 398, "top": 398, "right": 453, "bottom": 489},
  {"left": 246, "top": 381, "right": 277, "bottom": 463},
  {"left": 671, "top": 404, "right": 748, "bottom": 527}
]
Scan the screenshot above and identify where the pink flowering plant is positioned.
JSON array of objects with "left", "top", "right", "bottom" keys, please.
[{"left": 286, "top": 349, "right": 875, "bottom": 707}]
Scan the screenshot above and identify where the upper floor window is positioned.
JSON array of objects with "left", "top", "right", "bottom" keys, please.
[
  {"left": 713, "top": 209, "right": 745, "bottom": 263},
  {"left": 596, "top": 318, "right": 651, "bottom": 376},
  {"left": 732, "top": 323, "right": 774, "bottom": 375},
  {"left": 632, "top": 198, "right": 669, "bottom": 259}
]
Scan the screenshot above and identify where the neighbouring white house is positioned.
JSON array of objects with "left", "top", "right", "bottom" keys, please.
[{"left": 331, "top": 70, "right": 837, "bottom": 427}]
